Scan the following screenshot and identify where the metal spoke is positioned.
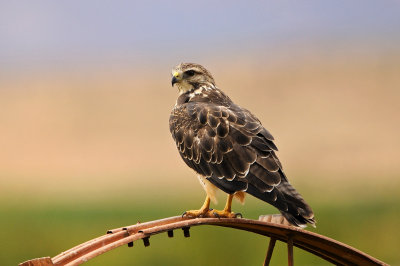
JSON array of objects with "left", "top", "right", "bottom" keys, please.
[
  {"left": 263, "top": 237, "right": 276, "bottom": 266},
  {"left": 287, "top": 236, "right": 294, "bottom": 266}
]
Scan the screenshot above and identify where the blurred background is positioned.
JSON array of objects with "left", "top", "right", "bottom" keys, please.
[{"left": 1, "top": 1, "right": 399, "bottom": 265}]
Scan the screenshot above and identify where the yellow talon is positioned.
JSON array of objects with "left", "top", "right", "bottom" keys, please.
[
  {"left": 183, "top": 196, "right": 211, "bottom": 218},
  {"left": 183, "top": 194, "right": 242, "bottom": 219}
]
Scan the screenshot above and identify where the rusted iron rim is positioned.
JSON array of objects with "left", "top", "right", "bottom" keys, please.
[{"left": 21, "top": 216, "right": 387, "bottom": 266}]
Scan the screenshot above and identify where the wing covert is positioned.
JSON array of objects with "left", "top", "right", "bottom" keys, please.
[{"left": 170, "top": 101, "right": 284, "bottom": 195}]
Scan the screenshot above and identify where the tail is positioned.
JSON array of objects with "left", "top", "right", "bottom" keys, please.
[
  {"left": 246, "top": 172, "right": 315, "bottom": 228},
  {"left": 276, "top": 180, "right": 315, "bottom": 227}
]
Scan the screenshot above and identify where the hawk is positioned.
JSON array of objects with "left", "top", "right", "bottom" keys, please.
[{"left": 169, "top": 63, "right": 315, "bottom": 227}]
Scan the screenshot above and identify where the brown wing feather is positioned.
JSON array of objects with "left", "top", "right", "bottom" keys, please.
[{"left": 170, "top": 102, "right": 279, "bottom": 193}]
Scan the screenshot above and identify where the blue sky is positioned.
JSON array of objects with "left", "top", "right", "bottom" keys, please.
[{"left": 1, "top": 1, "right": 399, "bottom": 69}]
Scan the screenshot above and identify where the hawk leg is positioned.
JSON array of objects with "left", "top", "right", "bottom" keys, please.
[
  {"left": 211, "top": 194, "right": 242, "bottom": 218},
  {"left": 183, "top": 196, "right": 212, "bottom": 218},
  {"left": 183, "top": 194, "right": 242, "bottom": 218}
]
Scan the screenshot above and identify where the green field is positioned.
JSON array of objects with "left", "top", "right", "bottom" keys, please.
[{"left": 3, "top": 186, "right": 399, "bottom": 266}]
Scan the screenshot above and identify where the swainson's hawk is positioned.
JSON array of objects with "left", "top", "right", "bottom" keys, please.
[{"left": 169, "top": 63, "right": 315, "bottom": 227}]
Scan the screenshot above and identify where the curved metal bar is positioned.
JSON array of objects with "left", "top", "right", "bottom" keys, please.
[{"left": 20, "top": 216, "right": 387, "bottom": 266}]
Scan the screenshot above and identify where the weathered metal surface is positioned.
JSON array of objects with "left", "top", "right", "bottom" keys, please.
[
  {"left": 19, "top": 257, "right": 54, "bottom": 266},
  {"left": 21, "top": 216, "right": 387, "bottom": 266}
]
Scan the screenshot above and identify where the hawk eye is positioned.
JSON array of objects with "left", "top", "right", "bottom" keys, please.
[{"left": 185, "top": 70, "right": 195, "bottom": 77}]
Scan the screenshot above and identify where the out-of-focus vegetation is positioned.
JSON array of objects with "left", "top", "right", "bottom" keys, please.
[{"left": 3, "top": 177, "right": 399, "bottom": 265}]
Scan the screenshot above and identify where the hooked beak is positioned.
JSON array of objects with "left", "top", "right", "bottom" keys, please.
[
  {"left": 171, "top": 76, "right": 178, "bottom": 86},
  {"left": 171, "top": 71, "right": 180, "bottom": 87}
]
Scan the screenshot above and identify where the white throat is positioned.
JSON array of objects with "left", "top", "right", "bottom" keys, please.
[{"left": 177, "top": 81, "right": 195, "bottom": 95}]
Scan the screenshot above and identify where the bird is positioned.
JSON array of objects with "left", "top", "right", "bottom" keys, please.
[{"left": 169, "top": 63, "right": 315, "bottom": 227}]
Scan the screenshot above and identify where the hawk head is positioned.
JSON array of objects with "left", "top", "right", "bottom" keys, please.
[{"left": 171, "top": 63, "right": 216, "bottom": 94}]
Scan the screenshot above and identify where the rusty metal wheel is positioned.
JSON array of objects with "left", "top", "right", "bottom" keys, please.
[{"left": 20, "top": 216, "right": 387, "bottom": 266}]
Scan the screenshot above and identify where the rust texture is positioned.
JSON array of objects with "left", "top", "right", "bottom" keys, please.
[{"left": 20, "top": 216, "right": 388, "bottom": 266}]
